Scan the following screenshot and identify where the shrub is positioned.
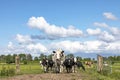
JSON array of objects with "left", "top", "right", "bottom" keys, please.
[
  {"left": 101, "top": 66, "right": 111, "bottom": 76},
  {"left": 0, "top": 66, "right": 6, "bottom": 76},
  {"left": 0, "top": 66, "right": 15, "bottom": 76},
  {"left": 109, "top": 72, "right": 120, "bottom": 80},
  {"left": 8, "top": 68, "right": 15, "bottom": 76},
  {"left": 23, "top": 60, "right": 27, "bottom": 64}
]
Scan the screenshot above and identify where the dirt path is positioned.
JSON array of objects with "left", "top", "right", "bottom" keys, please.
[{"left": 1, "top": 73, "right": 88, "bottom": 80}]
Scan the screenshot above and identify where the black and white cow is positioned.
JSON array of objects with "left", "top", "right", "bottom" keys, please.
[
  {"left": 40, "top": 58, "right": 54, "bottom": 73},
  {"left": 63, "top": 57, "right": 85, "bottom": 73},
  {"left": 63, "top": 58, "right": 74, "bottom": 73},
  {"left": 52, "top": 49, "right": 65, "bottom": 73},
  {"left": 76, "top": 60, "right": 85, "bottom": 71}
]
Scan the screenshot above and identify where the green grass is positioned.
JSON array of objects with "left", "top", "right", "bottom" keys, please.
[
  {"left": 20, "top": 64, "right": 42, "bottom": 74},
  {"left": 0, "top": 62, "right": 43, "bottom": 76},
  {"left": 79, "top": 63, "right": 120, "bottom": 80},
  {"left": 0, "top": 62, "right": 120, "bottom": 80}
]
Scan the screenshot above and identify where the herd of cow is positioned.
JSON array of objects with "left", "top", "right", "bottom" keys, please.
[{"left": 40, "top": 49, "right": 86, "bottom": 73}]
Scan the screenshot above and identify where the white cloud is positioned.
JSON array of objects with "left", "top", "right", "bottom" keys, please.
[
  {"left": 99, "top": 31, "right": 115, "bottom": 42},
  {"left": 2, "top": 42, "right": 48, "bottom": 56},
  {"left": 27, "top": 16, "right": 49, "bottom": 29},
  {"left": 109, "top": 27, "right": 120, "bottom": 35},
  {"left": 50, "top": 41, "right": 84, "bottom": 53},
  {"left": 16, "top": 34, "right": 33, "bottom": 44},
  {"left": 8, "top": 42, "right": 14, "bottom": 49},
  {"left": 49, "top": 40, "right": 120, "bottom": 54},
  {"left": 103, "top": 12, "right": 118, "bottom": 20},
  {"left": 1, "top": 39, "right": 120, "bottom": 56},
  {"left": 93, "top": 22, "right": 109, "bottom": 28},
  {"left": 49, "top": 40, "right": 108, "bottom": 53},
  {"left": 2, "top": 15, "right": 120, "bottom": 56},
  {"left": 27, "top": 17, "right": 83, "bottom": 38},
  {"left": 87, "top": 28, "right": 101, "bottom": 35},
  {"left": 27, "top": 43, "right": 47, "bottom": 53},
  {"left": 105, "top": 41, "right": 120, "bottom": 51},
  {"left": 83, "top": 40, "right": 105, "bottom": 53}
]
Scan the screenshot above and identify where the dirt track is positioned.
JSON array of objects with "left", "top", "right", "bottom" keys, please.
[{"left": 1, "top": 73, "right": 88, "bottom": 80}]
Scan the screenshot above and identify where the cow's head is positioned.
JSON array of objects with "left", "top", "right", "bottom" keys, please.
[{"left": 53, "top": 49, "right": 64, "bottom": 60}]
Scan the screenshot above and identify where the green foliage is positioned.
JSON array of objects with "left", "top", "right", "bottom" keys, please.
[
  {"left": 34, "top": 57, "right": 39, "bottom": 61},
  {"left": 0, "top": 66, "right": 15, "bottom": 76},
  {"left": 47, "top": 54, "right": 53, "bottom": 60},
  {"left": 109, "top": 72, "right": 120, "bottom": 80},
  {"left": 39, "top": 53, "right": 47, "bottom": 60},
  {"left": 23, "top": 60, "right": 28, "bottom": 65},
  {"left": 5, "top": 54, "right": 15, "bottom": 64},
  {"left": 19, "top": 53, "right": 26, "bottom": 61},
  {"left": 76, "top": 56, "right": 82, "bottom": 61},
  {"left": 26, "top": 54, "right": 32, "bottom": 61},
  {"left": 0, "top": 66, "right": 6, "bottom": 76},
  {"left": 101, "top": 67, "right": 111, "bottom": 76},
  {"left": 66, "top": 53, "right": 74, "bottom": 58},
  {"left": 83, "top": 58, "right": 91, "bottom": 61}
]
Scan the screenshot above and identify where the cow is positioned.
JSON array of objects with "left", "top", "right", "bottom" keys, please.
[
  {"left": 40, "top": 58, "right": 54, "bottom": 73},
  {"left": 63, "top": 58, "right": 74, "bottom": 73},
  {"left": 52, "top": 49, "right": 65, "bottom": 73},
  {"left": 76, "top": 60, "right": 85, "bottom": 71},
  {"left": 85, "top": 61, "right": 93, "bottom": 68},
  {"left": 64, "top": 57, "right": 85, "bottom": 73},
  {"left": 40, "top": 58, "right": 48, "bottom": 72}
]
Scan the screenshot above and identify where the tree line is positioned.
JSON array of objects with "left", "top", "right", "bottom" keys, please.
[{"left": 0, "top": 53, "right": 120, "bottom": 64}]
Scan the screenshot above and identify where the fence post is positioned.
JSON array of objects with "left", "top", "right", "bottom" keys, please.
[
  {"left": 15, "top": 55, "right": 20, "bottom": 73},
  {"left": 97, "top": 55, "right": 103, "bottom": 72}
]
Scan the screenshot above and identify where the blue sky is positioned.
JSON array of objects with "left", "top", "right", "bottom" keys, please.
[{"left": 0, "top": 0, "right": 120, "bottom": 58}]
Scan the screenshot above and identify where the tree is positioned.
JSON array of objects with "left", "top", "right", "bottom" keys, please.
[
  {"left": 5, "top": 54, "right": 14, "bottom": 64},
  {"left": 39, "top": 53, "right": 47, "bottom": 60},
  {"left": 47, "top": 54, "right": 53, "bottom": 60},
  {"left": 83, "top": 58, "right": 91, "bottom": 61},
  {"left": 19, "top": 53, "right": 26, "bottom": 61},
  {"left": 26, "top": 54, "right": 32, "bottom": 61},
  {"left": 116, "top": 56, "right": 120, "bottom": 61},
  {"left": 66, "top": 53, "right": 74, "bottom": 58},
  {"left": 0, "top": 55, "right": 6, "bottom": 63},
  {"left": 76, "top": 56, "right": 82, "bottom": 61},
  {"left": 12, "top": 54, "right": 17, "bottom": 63},
  {"left": 34, "top": 57, "right": 39, "bottom": 61}
]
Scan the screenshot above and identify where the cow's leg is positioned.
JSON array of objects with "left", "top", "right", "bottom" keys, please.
[
  {"left": 66, "top": 68, "right": 69, "bottom": 73},
  {"left": 60, "top": 65, "right": 64, "bottom": 73},
  {"left": 55, "top": 66, "right": 60, "bottom": 73},
  {"left": 72, "top": 66, "right": 75, "bottom": 73},
  {"left": 44, "top": 66, "right": 47, "bottom": 73},
  {"left": 75, "top": 65, "right": 77, "bottom": 73},
  {"left": 46, "top": 66, "right": 49, "bottom": 72},
  {"left": 82, "top": 65, "right": 85, "bottom": 71}
]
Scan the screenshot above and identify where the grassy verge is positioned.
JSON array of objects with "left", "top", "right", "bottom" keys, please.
[
  {"left": 0, "top": 62, "right": 120, "bottom": 80},
  {"left": 78, "top": 63, "right": 120, "bottom": 80},
  {"left": 0, "top": 63, "right": 43, "bottom": 78}
]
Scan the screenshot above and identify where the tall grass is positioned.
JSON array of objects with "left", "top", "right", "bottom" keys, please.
[
  {"left": 0, "top": 62, "right": 43, "bottom": 77},
  {"left": 0, "top": 62, "right": 120, "bottom": 80},
  {"left": 79, "top": 63, "right": 120, "bottom": 80}
]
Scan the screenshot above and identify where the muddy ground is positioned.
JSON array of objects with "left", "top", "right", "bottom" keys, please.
[{"left": 1, "top": 72, "right": 89, "bottom": 80}]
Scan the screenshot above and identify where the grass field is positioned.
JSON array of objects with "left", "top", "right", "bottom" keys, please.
[
  {"left": 0, "top": 61, "right": 120, "bottom": 80},
  {"left": 0, "top": 62, "right": 43, "bottom": 76}
]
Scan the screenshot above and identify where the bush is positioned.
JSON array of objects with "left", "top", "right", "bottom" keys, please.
[
  {"left": 23, "top": 60, "right": 27, "bottom": 65},
  {"left": 8, "top": 68, "right": 15, "bottom": 76},
  {"left": 0, "top": 66, "right": 6, "bottom": 76},
  {"left": 101, "top": 66, "right": 111, "bottom": 76},
  {"left": 109, "top": 72, "right": 120, "bottom": 80},
  {"left": 0, "top": 66, "right": 15, "bottom": 76}
]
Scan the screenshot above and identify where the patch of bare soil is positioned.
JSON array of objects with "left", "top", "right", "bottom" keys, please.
[{"left": 1, "top": 73, "right": 87, "bottom": 80}]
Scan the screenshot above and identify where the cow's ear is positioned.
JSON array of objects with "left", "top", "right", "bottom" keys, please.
[
  {"left": 62, "top": 51, "right": 64, "bottom": 53},
  {"left": 53, "top": 51, "right": 56, "bottom": 53}
]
